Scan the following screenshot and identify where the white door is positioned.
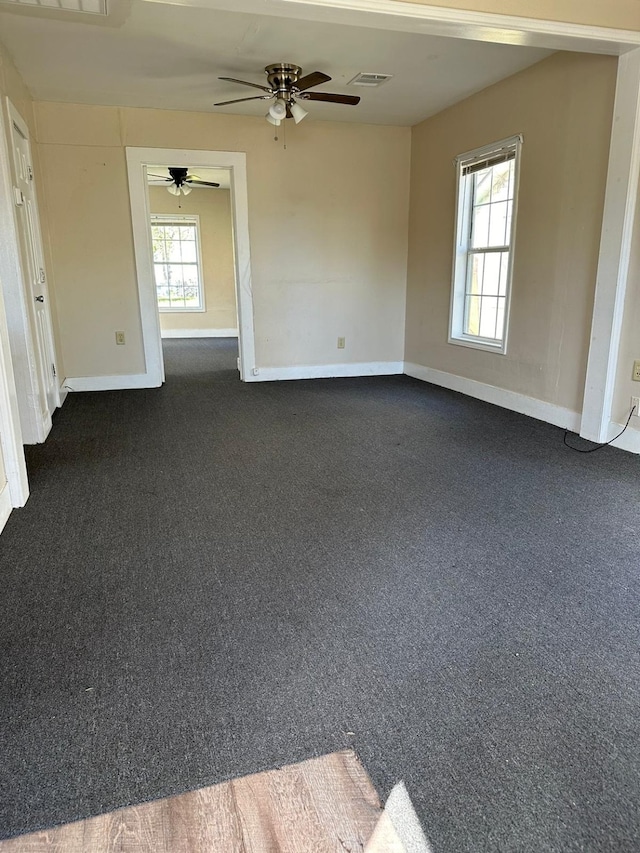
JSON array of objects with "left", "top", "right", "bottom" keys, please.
[{"left": 9, "top": 107, "right": 58, "bottom": 431}]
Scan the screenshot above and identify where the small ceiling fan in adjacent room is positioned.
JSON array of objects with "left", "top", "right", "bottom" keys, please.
[
  {"left": 215, "top": 63, "right": 360, "bottom": 126},
  {"left": 148, "top": 167, "right": 220, "bottom": 196}
]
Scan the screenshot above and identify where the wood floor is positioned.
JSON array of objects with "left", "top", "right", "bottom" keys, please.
[{"left": 0, "top": 750, "right": 390, "bottom": 852}]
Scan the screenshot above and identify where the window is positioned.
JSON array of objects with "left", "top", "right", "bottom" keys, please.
[
  {"left": 449, "top": 135, "right": 522, "bottom": 353},
  {"left": 151, "top": 215, "right": 205, "bottom": 311}
]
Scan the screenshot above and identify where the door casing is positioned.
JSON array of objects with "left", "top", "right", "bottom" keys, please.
[{"left": 126, "top": 147, "right": 256, "bottom": 385}]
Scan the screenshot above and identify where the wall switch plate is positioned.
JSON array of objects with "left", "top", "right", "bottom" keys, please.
[
  {"left": 631, "top": 397, "right": 640, "bottom": 416},
  {"left": 337, "top": 337, "right": 346, "bottom": 349},
  {"left": 115, "top": 331, "right": 125, "bottom": 345},
  {"left": 633, "top": 360, "right": 640, "bottom": 381}
]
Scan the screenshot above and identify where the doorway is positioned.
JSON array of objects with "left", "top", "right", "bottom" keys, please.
[{"left": 126, "top": 148, "right": 255, "bottom": 386}]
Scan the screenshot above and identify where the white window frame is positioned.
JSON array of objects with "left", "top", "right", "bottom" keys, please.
[
  {"left": 151, "top": 213, "right": 206, "bottom": 313},
  {"left": 449, "top": 134, "right": 522, "bottom": 355}
]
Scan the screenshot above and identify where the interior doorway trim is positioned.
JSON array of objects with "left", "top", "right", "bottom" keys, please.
[
  {"left": 581, "top": 48, "right": 640, "bottom": 442},
  {"left": 126, "top": 147, "right": 256, "bottom": 384},
  {"left": 211, "top": 0, "right": 640, "bottom": 52}
]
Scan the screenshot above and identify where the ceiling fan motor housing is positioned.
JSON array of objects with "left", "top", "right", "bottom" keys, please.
[
  {"left": 169, "top": 167, "right": 189, "bottom": 186},
  {"left": 265, "top": 63, "right": 302, "bottom": 101}
]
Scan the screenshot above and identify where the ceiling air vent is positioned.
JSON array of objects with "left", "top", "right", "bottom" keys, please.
[
  {"left": 0, "top": 0, "right": 106, "bottom": 14},
  {"left": 348, "top": 72, "right": 393, "bottom": 88}
]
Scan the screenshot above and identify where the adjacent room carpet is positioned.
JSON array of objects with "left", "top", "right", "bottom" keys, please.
[{"left": 1, "top": 338, "right": 639, "bottom": 852}]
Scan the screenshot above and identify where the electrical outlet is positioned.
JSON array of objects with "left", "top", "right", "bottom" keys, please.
[
  {"left": 633, "top": 360, "right": 640, "bottom": 381},
  {"left": 115, "top": 331, "right": 125, "bottom": 345},
  {"left": 631, "top": 397, "right": 640, "bottom": 416},
  {"left": 337, "top": 337, "right": 346, "bottom": 349}
]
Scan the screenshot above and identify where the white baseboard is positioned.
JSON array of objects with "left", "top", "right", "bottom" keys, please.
[
  {"left": 246, "top": 361, "right": 404, "bottom": 382},
  {"left": 161, "top": 328, "right": 238, "bottom": 339},
  {"left": 404, "top": 362, "right": 581, "bottom": 431},
  {"left": 606, "top": 420, "right": 640, "bottom": 453},
  {"left": 0, "top": 480, "right": 12, "bottom": 535},
  {"left": 64, "top": 373, "right": 162, "bottom": 392},
  {"left": 58, "top": 379, "right": 68, "bottom": 407}
]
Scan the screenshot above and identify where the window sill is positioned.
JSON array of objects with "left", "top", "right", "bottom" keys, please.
[
  {"left": 448, "top": 334, "right": 507, "bottom": 355},
  {"left": 158, "top": 307, "right": 206, "bottom": 314}
]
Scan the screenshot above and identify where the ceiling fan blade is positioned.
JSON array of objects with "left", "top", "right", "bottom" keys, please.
[
  {"left": 296, "top": 71, "right": 331, "bottom": 91},
  {"left": 219, "top": 76, "right": 273, "bottom": 94},
  {"left": 214, "top": 95, "right": 270, "bottom": 106},
  {"left": 303, "top": 92, "right": 361, "bottom": 105},
  {"left": 148, "top": 173, "right": 172, "bottom": 181},
  {"left": 186, "top": 179, "right": 221, "bottom": 188}
]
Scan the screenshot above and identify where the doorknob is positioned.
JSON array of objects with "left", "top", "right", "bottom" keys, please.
[{"left": 35, "top": 295, "right": 44, "bottom": 303}]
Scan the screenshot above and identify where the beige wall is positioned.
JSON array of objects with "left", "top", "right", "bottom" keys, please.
[
  {"left": 405, "top": 51, "right": 617, "bottom": 414},
  {"left": 149, "top": 186, "right": 237, "bottom": 334},
  {"left": 397, "top": 0, "right": 640, "bottom": 31},
  {"left": 34, "top": 103, "right": 411, "bottom": 378}
]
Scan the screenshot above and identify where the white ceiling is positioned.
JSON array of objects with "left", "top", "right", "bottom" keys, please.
[{"left": 0, "top": 0, "right": 554, "bottom": 126}]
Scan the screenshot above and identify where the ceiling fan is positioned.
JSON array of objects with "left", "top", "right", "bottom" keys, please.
[
  {"left": 148, "top": 167, "right": 220, "bottom": 196},
  {"left": 215, "top": 63, "right": 360, "bottom": 125}
]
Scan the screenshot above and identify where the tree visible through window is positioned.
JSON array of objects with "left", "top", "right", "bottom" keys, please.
[
  {"left": 151, "top": 215, "right": 204, "bottom": 311},
  {"left": 449, "top": 136, "right": 521, "bottom": 353}
]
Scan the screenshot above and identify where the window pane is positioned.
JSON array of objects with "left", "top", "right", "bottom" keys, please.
[
  {"left": 499, "top": 252, "right": 510, "bottom": 296},
  {"left": 471, "top": 205, "right": 490, "bottom": 248},
  {"left": 167, "top": 263, "right": 184, "bottom": 286},
  {"left": 467, "top": 253, "right": 484, "bottom": 296},
  {"left": 166, "top": 240, "right": 181, "bottom": 262},
  {"left": 483, "top": 252, "right": 501, "bottom": 296},
  {"left": 474, "top": 168, "right": 493, "bottom": 205},
  {"left": 464, "top": 294, "right": 481, "bottom": 336},
  {"left": 153, "top": 263, "right": 167, "bottom": 287},
  {"left": 479, "top": 296, "right": 499, "bottom": 339},
  {"left": 488, "top": 201, "right": 509, "bottom": 246},
  {"left": 490, "top": 161, "right": 513, "bottom": 203},
  {"left": 180, "top": 241, "right": 197, "bottom": 263},
  {"left": 179, "top": 225, "right": 194, "bottom": 241}
]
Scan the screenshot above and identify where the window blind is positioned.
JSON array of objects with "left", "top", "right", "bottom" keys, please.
[{"left": 462, "top": 148, "right": 515, "bottom": 176}]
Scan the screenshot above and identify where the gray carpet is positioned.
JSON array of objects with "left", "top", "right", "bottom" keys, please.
[{"left": 1, "top": 338, "right": 640, "bottom": 852}]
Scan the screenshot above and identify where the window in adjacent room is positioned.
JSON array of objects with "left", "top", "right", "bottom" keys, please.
[
  {"left": 449, "top": 135, "right": 522, "bottom": 354},
  {"left": 151, "top": 214, "right": 205, "bottom": 311}
]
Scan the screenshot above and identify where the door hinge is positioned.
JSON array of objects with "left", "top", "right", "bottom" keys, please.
[
  {"left": 28, "top": 166, "right": 33, "bottom": 182},
  {"left": 39, "top": 268, "right": 46, "bottom": 284},
  {"left": 52, "top": 363, "right": 56, "bottom": 377},
  {"left": 13, "top": 187, "right": 24, "bottom": 206}
]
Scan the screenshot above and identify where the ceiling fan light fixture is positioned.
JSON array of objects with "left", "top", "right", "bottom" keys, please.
[
  {"left": 268, "top": 99, "right": 287, "bottom": 121},
  {"left": 266, "top": 112, "right": 282, "bottom": 127},
  {"left": 167, "top": 184, "right": 180, "bottom": 196},
  {"left": 180, "top": 184, "right": 193, "bottom": 196},
  {"left": 290, "top": 101, "right": 308, "bottom": 124}
]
